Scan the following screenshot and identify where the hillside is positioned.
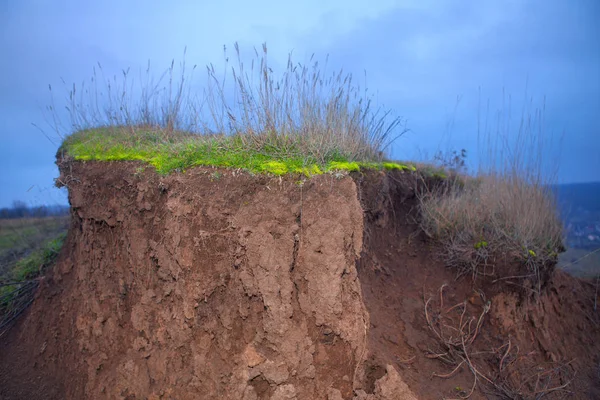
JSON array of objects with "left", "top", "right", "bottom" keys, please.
[
  {"left": 0, "top": 152, "right": 598, "bottom": 399},
  {"left": 1, "top": 44, "right": 598, "bottom": 399}
]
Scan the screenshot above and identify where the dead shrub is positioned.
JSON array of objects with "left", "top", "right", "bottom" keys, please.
[
  {"left": 420, "top": 172, "right": 563, "bottom": 294},
  {"left": 418, "top": 91, "right": 564, "bottom": 296}
]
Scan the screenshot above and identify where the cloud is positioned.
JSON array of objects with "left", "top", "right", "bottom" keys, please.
[
  {"left": 285, "top": 0, "right": 600, "bottom": 181},
  {"left": 1, "top": 0, "right": 598, "bottom": 206}
]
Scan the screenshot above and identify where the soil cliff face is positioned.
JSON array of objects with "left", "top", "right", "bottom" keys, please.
[
  {"left": 0, "top": 161, "right": 415, "bottom": 400},
  {"left": 1, "top": 161, "right": 599, "bottom": 400}
]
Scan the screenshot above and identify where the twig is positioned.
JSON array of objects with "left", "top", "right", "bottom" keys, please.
[{"left": 396, "top": 355, "right": 416, "bottom": 364}]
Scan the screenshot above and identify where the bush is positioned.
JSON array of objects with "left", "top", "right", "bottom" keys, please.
[
  {"left": 418, "top": 93, "right": 564, "bottom": 295},
  {"left": 420, "top": 173, "right": 563, "bottom": 290}
]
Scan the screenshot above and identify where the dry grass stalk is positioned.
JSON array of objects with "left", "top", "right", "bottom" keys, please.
[
  {"left": 46, "top": 43, "right": 409, "bottom": 165},
  {"left": 418, "top": 92, "right": 563, "bottom": 296}
]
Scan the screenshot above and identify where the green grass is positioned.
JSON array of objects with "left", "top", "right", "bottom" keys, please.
[
  {"left": 1, "top": 231, "right": 67, "bottom": 334},
  {"left": 0, "top": 216, "right": 69, "bottom": 279},
  {"left": 60, "top": 127, "right": 417, "bottom": 176},
  {"left": 9, "top": 232, "right": 66, "bottom": 282}
]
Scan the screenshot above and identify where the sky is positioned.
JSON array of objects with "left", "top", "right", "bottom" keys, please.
[{"left": 1, "top": 0, "right": 599, "bottom": 207}]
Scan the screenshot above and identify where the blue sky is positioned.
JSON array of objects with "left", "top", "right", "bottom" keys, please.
[{"left": 1, "top": 0, "right": 599, "bottom": 207}]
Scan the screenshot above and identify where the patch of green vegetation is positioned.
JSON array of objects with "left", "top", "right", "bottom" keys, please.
[
  {"left": 0, "top": 216, "right": 70, "bottom": 279},
  {"left": 10, "top": 232, "right": 66, "bottom": 281},
  {"left": 60, "top": 128, "right": 419, "bottom": 177},
  {"left": 327, "top": 161, "right": 361, "bottom": 172},
  {"left": 474, "top": 240, "right": 488, "bottom": 250},
  {"left": 382, "top": 162, "right": 416, "bottom": 172},
  {"left": 1, "top": 232, "right": 66, "bottom": 322}
]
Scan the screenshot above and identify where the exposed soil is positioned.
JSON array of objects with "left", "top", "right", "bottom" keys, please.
[
  {"left": 354, "top": 170, "right": 600, "bottom": 399},
  {"left": 0, "top": 161, "right": 598, "bottom": 399}
]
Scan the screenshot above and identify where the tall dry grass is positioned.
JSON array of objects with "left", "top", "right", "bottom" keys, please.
[
  {"left": 419, "top": 89, "right": 564, "bottom": 295},
  {"left": 47, "top": 43, "right": 408, "bottom": 163}
]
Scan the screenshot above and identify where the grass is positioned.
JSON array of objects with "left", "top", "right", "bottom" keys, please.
[
  {"left": 420, "top": 174, "right": 563, "bottom": 287},
  {"left": 418, "top": 92, "right": 564, "bottom": 295},
  {"left": 0, "top": 230, "right": 67, "bottom": 337},
  {"left": 0, "top": 216, "right": 69, "bottom": 279},
  {"left": 60, "top": 126, "right": 416, "bottom": 176},
  {"left": 51, "top": 43, "right": 412, "bottom": 175}
]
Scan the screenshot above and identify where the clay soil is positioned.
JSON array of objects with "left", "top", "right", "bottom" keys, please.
[{"left": 1, "top": 161, "right": 599, "bottom": 399}]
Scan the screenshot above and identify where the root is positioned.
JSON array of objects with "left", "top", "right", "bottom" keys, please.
[
  {"left": 423, "top": 293, "right": 491, "bottom": 398},
  {"left": 423, "top": 285, "right": 574, "bottom": 399}
]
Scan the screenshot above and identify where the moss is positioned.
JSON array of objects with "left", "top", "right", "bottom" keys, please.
[
  {"left": 327, "top": 161, "right": 360, "bottom": 172},
  {"left": 257, "top": 161, "right": 288, "bottom": 175},
  {"left": 61, "top": 128, "right": 421, "bottom": 177},
  {"left": 383, "top": 162, "right": 416, "bottom": 172}
]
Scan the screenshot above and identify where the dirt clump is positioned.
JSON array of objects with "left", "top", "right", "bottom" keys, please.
[{"left": 1, "top": 163, "right": 599, "bottom": 399}]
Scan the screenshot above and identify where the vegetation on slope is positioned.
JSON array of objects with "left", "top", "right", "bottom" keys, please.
[
  {"left": 0, "top": 216, "right": 69, "bottom": 279},
  {"left": 418, "top": 98, "right": 564, "bottom": 295},
  {"left": 0, "top": 228, "right": 67, "bottom": 337},
  {"left": 55, "top": 44, "right": 416, "bottom": 176},
  {"left": 51, "top": 43, "right": 564, "bottom": 292}
]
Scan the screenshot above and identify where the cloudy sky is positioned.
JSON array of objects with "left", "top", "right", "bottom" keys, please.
[{"left": 1, "top": 0, "right": 599, "bottom": 207}]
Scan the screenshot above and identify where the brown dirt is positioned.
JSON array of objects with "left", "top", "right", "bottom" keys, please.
[
  {"left": 0, "top": 162, "right": 598, "bottom": 399},
  {"left": 354, "top": 170, "right": 600, "bottom": 399}
]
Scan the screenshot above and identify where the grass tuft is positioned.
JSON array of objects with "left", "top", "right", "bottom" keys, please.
[
  {"left": 53, "top": 43, "right": 411, "bottom": 173},
  {"left": 418, "top": 93, "right": 564, "bottom": 296},
  {"left": 60, "top": 127, "right": 417, "bottom": 176}
]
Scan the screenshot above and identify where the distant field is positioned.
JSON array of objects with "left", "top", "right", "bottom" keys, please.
[
  {"left": 0, "top": 216, "right": 70, "bottom": 280},
  {"left": 558, "top": 246, "right": 600, "bottom": 278}
]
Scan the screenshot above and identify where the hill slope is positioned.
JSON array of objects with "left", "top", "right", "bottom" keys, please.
[{"left": 0, "top": 160, "right": 598, "bottom": 399}]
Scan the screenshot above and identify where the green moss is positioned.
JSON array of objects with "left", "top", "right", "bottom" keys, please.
[
  {"left": 383, "top": 162, "right": 416, "bottom": 172},
  {"left": 61, "top": 128, "right": 421, "bottom": 177},
  {"left": 327, "top": 161, "right": 360, "bottom": 172},
  {"left": 258, "top": 161, "right": 288, "bottom": 175}
]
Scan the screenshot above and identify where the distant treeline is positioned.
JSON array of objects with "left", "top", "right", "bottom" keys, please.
[{"left": 0, "top": 201, "right": 70, "bottom": 219}]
